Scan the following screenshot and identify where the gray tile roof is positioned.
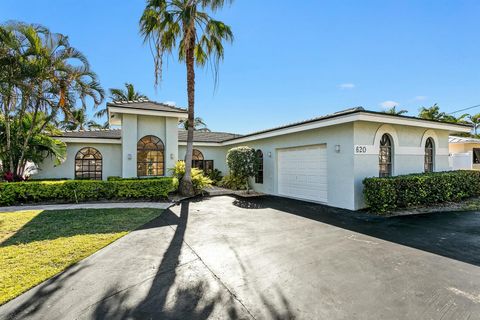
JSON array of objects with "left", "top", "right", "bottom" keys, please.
[
  {"left": 54, "top": 129, "right": 242, "bottom": 143},
  {"left": 178, "top": 130, "right": 243, "bottom": 143},
  {"left": 107, "top": 99, "right": 187, "bottom": 113},
  {"left": 53, "top": 129, "right": 122, "bottom": 139}
]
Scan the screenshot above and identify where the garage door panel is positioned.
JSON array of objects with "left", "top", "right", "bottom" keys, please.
[{"left": 277, "top": 145, "right": 328, "bottom": 203}]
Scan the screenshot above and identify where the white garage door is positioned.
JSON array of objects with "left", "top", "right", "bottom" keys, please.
[{"left": 277, "top": 145, "right": 328, "bottom": 203}]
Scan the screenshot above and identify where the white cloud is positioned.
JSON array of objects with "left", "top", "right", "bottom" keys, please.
[
  {"left": 380, "top": 100, "right": 400, "bottom": 108},
  {"left": 163, "top": 101, "right": 176, "bottom": 106},
  {"left": 339, "top": 83, "right": 355, "bottom": 89},
  {"left": 413, "top": 96, "right": 428, "bottom": 101}
]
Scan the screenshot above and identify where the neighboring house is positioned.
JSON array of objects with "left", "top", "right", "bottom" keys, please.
[
  {"left": 449, "top": 136, "right": 480, "bottom": 170},
  {"left": 34, "top": 100, "right": 471, "bottom": 210}
]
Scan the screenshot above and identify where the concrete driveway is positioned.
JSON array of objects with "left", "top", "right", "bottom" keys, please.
[{"left": 1, "top": 196, "right": 479, "bottom": 319}]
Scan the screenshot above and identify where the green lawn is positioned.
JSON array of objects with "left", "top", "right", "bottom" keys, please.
[{"left": 0, "top": 208, "right": 163, "bottom": 305}]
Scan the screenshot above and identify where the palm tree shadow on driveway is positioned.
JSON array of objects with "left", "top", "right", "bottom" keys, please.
[{"left": 90, "top": 201, "right": 293, "bottom": 319}]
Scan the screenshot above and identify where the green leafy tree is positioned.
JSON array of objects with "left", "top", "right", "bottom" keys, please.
[
  {"left": 179, "top": 117, "right": 210, "bottom": 131},
  {"left": 468, "top": 113, "right": 480, "bottom": 135},
  {"left": 418, "top": 103, "right": 467, "bottom": 124},
  {"left": 384, "top": 106, "right": 408, "bottom": 115},
  {"left": 0, "top": 113, "right": 66, "bottom": 179},
  {"left": 140, "top": 0, "right": 233, "bottom": 196},
  {"left": 61, "top": 108, "right": 102, "bottom": 131},
  {"left": 418, "top": 103, "right": 443, "bottom": 120},
  {"left": 226, "top": 146, "right": 259, "bottom": 192},
  {"left": 0, "top": 22, "right": 104, "bottom": 179},
  {"left": 95, "top": 83, "right": 148, "bottom": 119}
]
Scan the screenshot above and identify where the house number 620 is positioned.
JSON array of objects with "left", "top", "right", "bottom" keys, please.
[{"left": 354, "top": 145, "right": 367, "bottom": 154}]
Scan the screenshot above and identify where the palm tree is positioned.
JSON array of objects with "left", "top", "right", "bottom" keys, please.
[
  {"left": 418, "top": 103, "right": 443, "bottom": 120},
  {"left": 95, "top": 83, "right": 148, "bottom": 119},
  {"left": 384, "top": 106, "right": 408, "bottom": 115},
  {"left": 110, "top": 83, "right": 148, "bottom": 101},
  {"left": 179, "top": 117, "right": 210, "bottom": 131},
  {"left": 0, "top": 22, "right": 104, "bottom": 179},
  {"left": 61, "top": 108, "right": 102, "bottom": 131},
  {"left": 468, "top": 114, "right": 480, "bottom": 136},
  {"left": 140, "top": 0, "right": 233, "bottom": 195},
  {"left": 418, "top": 103, "right": 468, "bottom": 124},
  {"left": 441, "top": 113, "right": 469, "bottom": 124}
]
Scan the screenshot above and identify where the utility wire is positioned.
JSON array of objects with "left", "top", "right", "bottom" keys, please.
[{"left": 448, "top": 104, "right": 480, "bottom": 115}]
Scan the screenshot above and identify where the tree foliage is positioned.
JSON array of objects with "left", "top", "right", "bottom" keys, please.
[
  {"left": 179, "top": 117, "right": 210, "bottom": 131},
  {"left": 418, "top": 103, "right": 467, "bottom": 123},
  {"left": 226, "top": 146, "right": 259, "bottom": 191},
  {"left": 139, "top": 0, "right": 233, "bottom": 196},
  {"left": 384, "top": 106, "right": 408, "bottom": 115},
  {"left": 0, "top": 21, "right": 104, "bottom": 180},
  {"left": 95, "top": 83, "right": 148, "bottom": 120}
]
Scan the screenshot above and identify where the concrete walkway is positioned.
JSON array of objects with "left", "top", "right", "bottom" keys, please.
[{"left": 0, "top": 202, "right": 172, "bottom": 212}]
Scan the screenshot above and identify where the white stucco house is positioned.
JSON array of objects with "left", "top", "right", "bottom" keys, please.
[{"left": 34, "top": 100, "right": 471, "bottom": 210}]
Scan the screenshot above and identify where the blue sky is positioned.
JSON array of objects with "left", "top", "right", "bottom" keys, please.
[{"left": 2, "top": 0, "right": 480, "bottom": 134}]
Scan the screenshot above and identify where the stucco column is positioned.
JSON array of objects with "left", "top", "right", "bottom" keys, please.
[
  {"left": 165, "top": 117, "right": 179, "bottom": 176},
  {"left": 121, "top": 114, "right": 138, "bottom": 178}
]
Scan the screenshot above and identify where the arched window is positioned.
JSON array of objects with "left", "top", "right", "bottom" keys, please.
[
  {"left": 75, "top": 147, "right": 102, "bottom": 180},
  {"left": 255, "top": 149, "right": 264, "bottom": 184},
  {"left": 424, "top": 137, "right": 434, "bottom": 173},
  {"left": 192, "top": 149, "right": 204, "bottom": 170},
  {"left": 379, "top": 134, "right": 392, "bottom": 177},
  {"left": 191, "top": 149, "right": 214, "bottom": 173},
  {"left": 137, "top": 135, "right": 164, "bottom": 176}
]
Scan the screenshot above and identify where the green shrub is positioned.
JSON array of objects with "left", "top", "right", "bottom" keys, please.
[
  {"left": 106, "top": 176, "right": 166, "bottom": 181},
  {"left": 207, "top": 169, "right": 223, "bottom": 185},
  {"left": 0, "top": 178, "right": 178, "bottom": 206},
  {"left": 107, "top": 176, "right": 122, "bottom": 181},
  {"left": 169, "top": 161, "right": 212, "bottom": 192},
  {"left": 363, "top": 170, "right": 480, "bottom": 214},
  {"left": 218, "top": 174, "right": 247, "bottom": 190},
  {"left": 226, "top": 146, "right": 259, "bottom": 191}
]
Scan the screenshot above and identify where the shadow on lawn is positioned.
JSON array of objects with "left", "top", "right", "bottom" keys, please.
[
  {"left": 1, "top": 208, "right": 162, "bottom": 247},
  {"left": 233, "top": 195, "right": 480, "bottom": 267}
]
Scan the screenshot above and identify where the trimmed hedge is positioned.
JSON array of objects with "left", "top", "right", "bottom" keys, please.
[
  {"left": 363, "top": 170, "right": 480, "bottom": 213},
  {"left": 0, "top": 178, "right": 178, "bottom": 206}
]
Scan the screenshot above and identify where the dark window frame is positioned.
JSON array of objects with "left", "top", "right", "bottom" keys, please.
[
  {"left": 255, "top": 149, "right": 264, "bottom": 184},
  {"left": 379, "top": 134, "right": 393, "bottom": 177},
  {"left": 424, "top": 137, "right": 434, "bottom": 173},
  {"left": 137, "top": 135, "right": 165, "bottom": 177},
  {"left": 75, "top": 147, "right": 102, "bottom": 180},
  {"left": 473, "top": 148, "right": 480, "bottom": 164},
  {"left": 191, "top": 149, "right": 214, "bottom": 174}
]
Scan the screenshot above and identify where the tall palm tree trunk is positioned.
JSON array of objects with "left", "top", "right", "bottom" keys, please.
[{"left": 179, "top": 35, "right": 196, "bottom": 196}]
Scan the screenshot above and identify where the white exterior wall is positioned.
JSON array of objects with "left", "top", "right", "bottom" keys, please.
[
  {"left": 34, "top": 142, "right": 122, "bottom": 180},
  {"left": 121, "top": 114, "right": 138, "bottom": 178},
  {"left": 225, "top": 123, "right": 356, "bottom": 210},
  {"left": 450, "top": 143, "right": 480, "bottom": 170},
  {"left": 178, "top": 145, "right": 229, "bottom": 174},
  {"left": 352, "top": 121, "right": 451, "bottom": 209},
  {"left": 121, "top": 114, "right": 178, "bottom": 177}
]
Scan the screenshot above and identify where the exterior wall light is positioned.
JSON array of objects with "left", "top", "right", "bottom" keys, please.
[
  {"left": 335, "top": 145, "right": 341, "bottom": 153},
  {"left": 127, "top": 153, "right": 133, "bottom": 160},
  {"left": 267, "top": 152, "right": 272, "bottom": 157},
  {"left": 170, "top": 153, "right": 174, "bottom": 160}
]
